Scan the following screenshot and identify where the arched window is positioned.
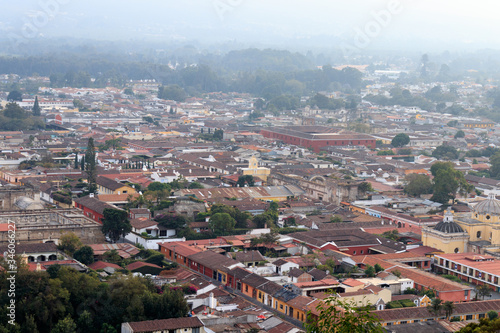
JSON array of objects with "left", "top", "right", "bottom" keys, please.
[
  {"left": 477, "top": 231, "right": 482, "bottom": 239},
  {"left": 454, "top": 248, "right": 459, "bottom": 253}
]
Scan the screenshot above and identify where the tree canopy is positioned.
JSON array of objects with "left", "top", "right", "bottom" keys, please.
[
  {"left": 32, "top": 96, "right": 41, "bottom": 116},
  {"left": 7, "top": 90, "right": 22, "bottom": 101},
  {"left": 430, "top": 162, "right": 474, "bottom": 204},
  {"left": 237, "top": 175, "right": 255, "bottom": 187},
  {"left": 432, "top": 144, "right": 459, "bottom": 160},
  {"left": 305, "top": 296, "right": 383, "bottom": 333},
  {"left": 209, "top": 212, "right": 236, "bottom": 236},
  {"left": 101, "top": 208, "right": 132, "bottom": 243},
  {"left": 73, "top": 246, "right": 94, "bottom": 265},
  {"left": 391, "top": 133, "right": 410, "bottom": 148},
  {"left": 85, "top": 138, "right": 97, "bottom": 194},
  {"left": 404, "top": 174, "right": 433, "bottom": 197},
  {"left": 57, "top": 232, "right": 82, "bottom": 256},
  {"left": 0, "top": 264, "right": 189, "bottom": 332}
]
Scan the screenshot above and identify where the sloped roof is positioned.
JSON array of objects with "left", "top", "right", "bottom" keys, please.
[{"left": 127, "top": 317, "right": 204, "bottom": 332}]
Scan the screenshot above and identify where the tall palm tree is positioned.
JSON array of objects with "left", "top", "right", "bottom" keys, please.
[
  {"left": 443, "top": 301, "right": 455, "bottom": 320},
  {"left": 427, "top": 298, "right": 443, "bottom": 318}
]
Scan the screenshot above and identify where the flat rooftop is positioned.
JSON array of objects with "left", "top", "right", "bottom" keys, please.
[{"left": 262, "top": 126, "right": 374, "bottom": 141}]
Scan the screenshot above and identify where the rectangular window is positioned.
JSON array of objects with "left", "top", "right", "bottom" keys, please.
[
  {"left": 479, "top": 313, "right": 486, "bottom": 319},
  {"left": 245, "top": 285, "right": 248, "bottom": 292},
  {"left": 466, "top": 315, "right": 473, "bottom": 320},
  {"left": 280, "top": 304, "right": 283, "bottom": 310},
  {"left": 192, "top": 329, "right": 200, "bottom": 333}
]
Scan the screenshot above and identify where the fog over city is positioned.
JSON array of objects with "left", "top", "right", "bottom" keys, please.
[
  {"left": 5, "top": 1, "right": 500, "bottom": 333},
  {"left": 1, "top": 0, "right": 500, "bottom": 52}
]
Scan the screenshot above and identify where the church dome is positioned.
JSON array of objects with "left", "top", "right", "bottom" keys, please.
[
  {"left": 433, "top": 221, "right": 464, "bottom": 233},
  {"left": 473, "top": 193, "right": 500, "bottom": 215},
  {"left": 433, "top": 207, "right": 464, "bottom": 233}
]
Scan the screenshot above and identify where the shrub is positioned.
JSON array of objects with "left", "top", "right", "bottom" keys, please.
[
  {"left": 442, "top": 274, "right": 461, "bottom": 283},
  {"left": 386, "top": 301, "right": 403, "bottom": 309},
  {"left": 400, "top": 299, "right": 416, "bottom": 308}
]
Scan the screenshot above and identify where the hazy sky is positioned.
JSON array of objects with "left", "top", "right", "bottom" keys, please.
[{"left": 2, "top": 0, "right": 500, "bottom": 51}]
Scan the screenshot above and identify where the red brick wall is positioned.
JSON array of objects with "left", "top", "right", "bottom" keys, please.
[
  {"left": 261, "top": 130, "right": 375, "bottom": 152},
  {"left": 75, "top": 204, "right": 104, "bottom": 224}
]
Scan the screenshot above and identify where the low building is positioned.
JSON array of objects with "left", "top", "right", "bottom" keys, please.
[
  {"left": 0, "top": 208, "right": 105, "bottom": 245},
  {"left": 233, "top": 250, "right": 266, "bottom": 267},
  {"left": 96, "top": 176, "right": 137, "bottom": 195},
  {"left": 374, "top": 299, "right": 500, "bottom": 327},
  {"left": 73, "top": 195, "right": 121, "bottom": 224},
  {"left": 434, "top": 252, "right": 500, "bottom": 292},
  {"left": 0, "top": 242, "right": 59, "bottom": 262},
  {"left": 121, "top": 317, "right": 206, "bottom": 333}
]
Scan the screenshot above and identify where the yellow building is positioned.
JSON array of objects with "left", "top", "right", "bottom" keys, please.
[
  {"left": 423, "top": 194, "right": 500, "bottom": 255},
  {"left": 96, "top": 176, "right": 137, "bottom": 196},
  {"left": 422, "top": 208, "right": 469, "bottom": 254},
  {"left": 464, "top": 122, "right": 494, "bottom": 128},
  {"left": 241, "top": 156, "right": 271, "bottom": 182},
  {"left": 337, "top": 286, "right": 391, "bottom": 308}
]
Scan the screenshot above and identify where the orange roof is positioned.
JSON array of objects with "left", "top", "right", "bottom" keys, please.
[
  {"left": 294, "top": 279, "right": 339, "bottom": 288},
  {"left": 341, "top": 278, "right": 364, "bottom": 287},
  {"left": 97, "top": 193, "right": 140, "bottom": 202},
  {"left": 159, "top": 242, "right": 203, "bottom": 257}
]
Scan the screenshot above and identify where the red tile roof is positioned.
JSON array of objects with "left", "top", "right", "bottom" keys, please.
[
  {"left": 127, "top": 317, "right": 204, "bottom": 332},
  {"left": 126, "top": 261, "right": 162, "bottom": 271},
  {"left": 88, "top": 261, "right": 122, "bottom": 270}
]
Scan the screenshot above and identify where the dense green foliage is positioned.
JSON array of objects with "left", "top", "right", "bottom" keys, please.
[
  {"left": 386, "top": 299, "right": 416, "bottom": 309},
  {"left": 0, "top": 263, "right": 189, "bottom": 332},
  {"left": 209, "top": 212, "right": 236, "bottom": 236},
  {"left": 237, "top": 175, "right": 255, "bottom": 187},
  {"left": 404, "top": 174, "right": 433, "bottom": 197},
  {"left": 73, "top": 246, "right": 95, "bottom": 265},
  {"left": 0, "top": 102, "right": 45, "bottom": 131},
  {"left": 102, "top": 208, "right": 132, "bottom": 243},
  {"left": 430, "top": 162, "right": 474, "bottom": 204},
  {"left": 0, "top": 51, "right": 363, "bottom": 102},
  {"left": 432, "top": 144, "right": 459, "bottom": 160},
  {"left": 305, "top": 296, "right": 383, "bottom": 333},
  {"left": 154, "top": 214, "right": 188, "bottom": 230},
  {"left": 209, "top": 203, "right": 251, "bottom": 229},
  {"left": 458, "top": 318, "right": 500, "bottom": 332},
  {"left": 391, "top": 133, "right": 410, "bottom": 148},
  {"left": 85, "top": 138, "right": 97, "bottom": 194}
]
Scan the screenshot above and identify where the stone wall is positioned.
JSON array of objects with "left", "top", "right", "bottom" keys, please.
[
  {"left": 0, "top": 186, "right": 39, "bottom": 210},
  {"left": 0, "top": 209, "right": 105, "bottom": 245},
  {"left": 268, "top": 172, "right": 359, "bottom": 205}
]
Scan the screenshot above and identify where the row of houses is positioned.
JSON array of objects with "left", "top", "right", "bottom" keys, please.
[{"left": 159, "top": 247, "right": 319, "bottom": 323}]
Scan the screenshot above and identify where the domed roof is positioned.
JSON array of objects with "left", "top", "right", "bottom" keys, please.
[
  {"left": 433, "top": 207, "right": 464, "bottom": 233},
  {"left": 473, "top": 193, "right": 500, "bottom": 215},
  {"left": 433, "top": 221, "right": 464, "bottom": 233}
]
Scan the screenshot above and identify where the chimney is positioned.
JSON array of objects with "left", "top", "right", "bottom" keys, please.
[{"left": 89, "top": 193, "right": 94, "bottom": 198}]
